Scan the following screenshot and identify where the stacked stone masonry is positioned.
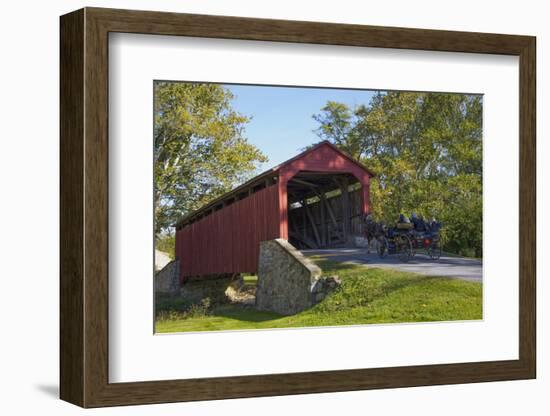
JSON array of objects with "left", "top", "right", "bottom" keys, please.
[{"left": 256, "top": 239, "right": 341, "bottom": 315}]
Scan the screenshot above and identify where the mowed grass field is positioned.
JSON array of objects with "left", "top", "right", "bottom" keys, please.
[{"left": 155, "top": 258, "right": 482, "bottom": 333}]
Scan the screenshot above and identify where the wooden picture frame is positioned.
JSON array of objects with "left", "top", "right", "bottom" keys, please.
[{"left": 60, "top": 7, "right": 536, "bottom": 408}]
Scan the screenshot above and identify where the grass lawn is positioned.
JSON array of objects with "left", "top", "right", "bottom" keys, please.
[{"left": 155, "top": 259, "right": 482, "bottom": 333}]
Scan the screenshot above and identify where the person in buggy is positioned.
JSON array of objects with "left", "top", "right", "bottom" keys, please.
[
  {"left": 410, "top": 212, "right": 428, "bottom": 232},
  {"left": 396, "top": 213, "right": 413, "bottom": 230},
  {"left": 427, "top": 217, "right": 442, "bottom": 234},
  {"left": 398, "top": 213, "right": 410, "bottom": 224}
]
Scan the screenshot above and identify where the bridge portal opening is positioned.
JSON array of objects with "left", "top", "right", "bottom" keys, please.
[{"left": 287, "top": 172, "right": 365, "bottom": 249}]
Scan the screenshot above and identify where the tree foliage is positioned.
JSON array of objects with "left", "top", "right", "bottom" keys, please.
[
  {"left": 313, "top": 92, "right": 483, "bottom": 257},
  {"left": 154, "top": 82, "right": 267, "bottom": 235}
]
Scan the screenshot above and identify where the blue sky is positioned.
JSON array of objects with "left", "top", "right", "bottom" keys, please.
[{"left": 224, "top": 84, "right": 376, "bottom": 171}]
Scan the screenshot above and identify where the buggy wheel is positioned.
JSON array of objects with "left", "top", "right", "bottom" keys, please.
[
  {"left": 428, "top": 238, "right": 442, "bottom": 260},
  {"left": 396, "top": 235, "right": 413, "bottom": 262},
  {"left": 377, "top": 236, "right": 389, "bottom": 258}
]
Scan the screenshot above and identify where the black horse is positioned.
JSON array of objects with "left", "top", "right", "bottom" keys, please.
[{"left": 363, "top": 214, "right": 388, "bottom": 253}]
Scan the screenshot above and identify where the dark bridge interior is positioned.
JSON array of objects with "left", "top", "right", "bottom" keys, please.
[{"left": 287, "top": 171, "right": 364, "bottom": 249}]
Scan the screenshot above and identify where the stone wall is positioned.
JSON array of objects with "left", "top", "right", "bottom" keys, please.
[
  {"left": 256, "top": 239, "right": 322, "bottom": 315},
  {"left": 311, "top": 275, "right": 342, "bottom": 303},
  {"left": 155, "top": 259, "right": 180, "bottom": 296}
]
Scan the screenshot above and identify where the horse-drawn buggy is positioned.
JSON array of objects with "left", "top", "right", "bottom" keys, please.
[{"left": 364, "top": 214, "right": 442, "bottom": 262}]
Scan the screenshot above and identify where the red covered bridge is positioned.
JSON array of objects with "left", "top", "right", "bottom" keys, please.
[{"left": 175, "top": 141, "right": 375, "bottom": 282}]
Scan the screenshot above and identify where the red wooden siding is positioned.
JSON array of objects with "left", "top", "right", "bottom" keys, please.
[
  {"left": 176, "top": 183, "right": 280, "bottom": 282},
  {"left": 174, "top": 142, "right": 373, "bottom": 282}
]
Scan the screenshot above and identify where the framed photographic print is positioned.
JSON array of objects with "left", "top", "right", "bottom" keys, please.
[{"left": 60, "top": 7, "right": 536, "bottom": 408}]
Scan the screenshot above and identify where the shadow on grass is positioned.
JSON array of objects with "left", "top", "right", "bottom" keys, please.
[
  {"left": 311, "top": 258, "right": 366, "bottom": 273},
  {"left": 211, "top": 305, "right": 284, "bottom": 323},
  {"left": 156, "top": 258, "right": 477, "bottom": 330}
]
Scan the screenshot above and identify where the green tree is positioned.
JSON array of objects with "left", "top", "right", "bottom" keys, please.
[
  {"left": 313, "top": 101, "right": 361, "bottom": 157},
  {"left": 154, "top": 82, "right": 267, "bottom": 235},
  {"left": 313, "top": 92, "right": 483, "bottom": 257}
]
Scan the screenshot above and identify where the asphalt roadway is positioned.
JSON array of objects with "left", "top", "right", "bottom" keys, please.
[{"left": 302, "top": 248, "right": 482, "bottom": 282}]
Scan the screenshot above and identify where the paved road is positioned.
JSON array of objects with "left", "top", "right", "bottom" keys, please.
[{"left": 302, "top": 248, "right": 482, "bottom": 282}]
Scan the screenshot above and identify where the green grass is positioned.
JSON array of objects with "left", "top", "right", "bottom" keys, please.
[
  {"left": 242, "top": 274, "right": 258, "bottom": 286},
  {"left": 155, "top": 259, "right": 482, "bottom": 333}
]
